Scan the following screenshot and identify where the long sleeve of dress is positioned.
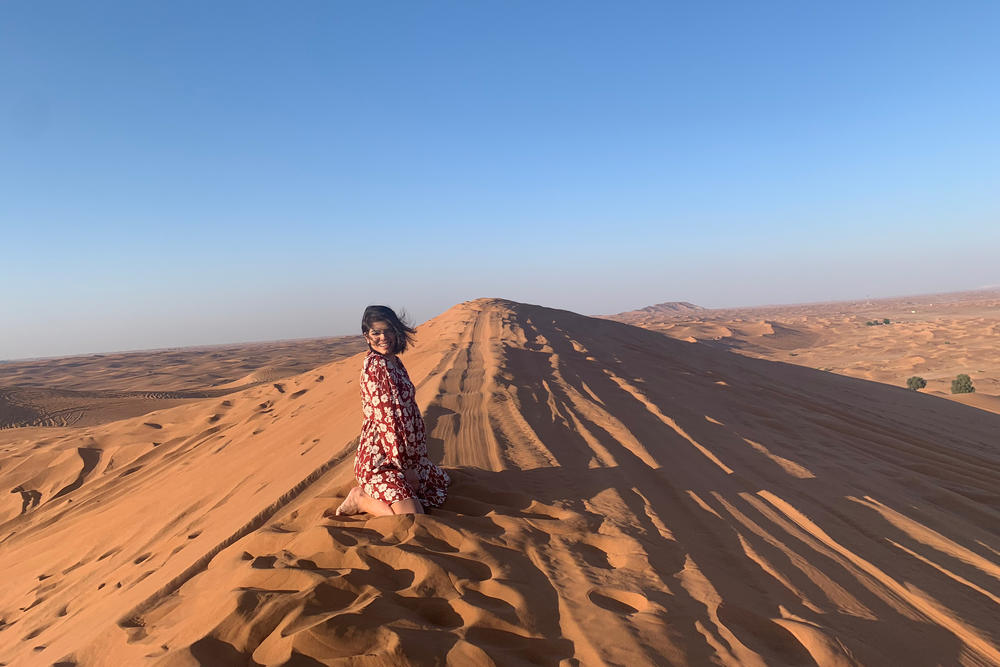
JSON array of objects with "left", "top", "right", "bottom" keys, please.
[{"left": 366, "top": 354, "right": 422, "bottom": 474}]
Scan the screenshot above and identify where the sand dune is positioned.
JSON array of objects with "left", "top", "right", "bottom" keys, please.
[
  {"left": 608, "top": 289, "right": 1000, "bottom": 413},
  {"left": 0, "top": 336, "right": 366, "bottom": 429},
  {"left": 613, "top": 301, "right": 707, "bottom": 320},
  {"left": 2, "top": 298, "right": 999, "bottom": 665}
]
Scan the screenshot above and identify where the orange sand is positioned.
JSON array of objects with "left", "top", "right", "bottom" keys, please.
[
  {"left": 0, "top": 337, "right": 365, "bottom": 428},
  {"left": 610, "top": 289, "right": 1000, "bottom": 413},
  {"left": 1, "top": 298, "right": 998, "bottom": 665}
]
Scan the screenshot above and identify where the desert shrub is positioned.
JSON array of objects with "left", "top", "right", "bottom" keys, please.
[
  {"left": 883, "top": 318, "right": 891, "bottom": 324},
  {"left": 950, "top": 374, "right": 975, "bottom": 394},
  {"left": 906, "top": 376, "right": 926, "bottom": 391}
]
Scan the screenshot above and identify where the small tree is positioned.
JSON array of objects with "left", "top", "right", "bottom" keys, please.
[
  {"left": 951, "top": 374, "right": 975, "bottom": 394},
  {"left": 906, "top": 376, "right": 926, "bottom": 391}
]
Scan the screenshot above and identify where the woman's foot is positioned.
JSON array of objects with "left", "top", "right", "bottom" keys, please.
[
  {"left": 333, "top": 485, "right": 365, "bottom": 516},
  {"left": 328, "top": 485, "right": 395, "bottom": 517}
]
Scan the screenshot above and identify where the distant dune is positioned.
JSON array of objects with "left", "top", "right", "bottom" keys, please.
[
  {"left": 608, "top": 288, "right": 1000, "bottom": 412},
  {"left": 2, "top": 298, "right": 998, "bottom": 665},
  {"left": 610, "top": 301, "right": 706, "bottom": 321},
  {"left": 0, "top": 336, "right": 366, "bottom": 429}
]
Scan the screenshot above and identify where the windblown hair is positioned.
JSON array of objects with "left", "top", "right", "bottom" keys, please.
[{"left": 361, "top": 305, "right": 417, "bottom": 354}]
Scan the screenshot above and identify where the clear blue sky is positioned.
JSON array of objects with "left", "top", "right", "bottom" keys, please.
[{"left": 2, "top": 1, "right": 998, "bottom": 360}]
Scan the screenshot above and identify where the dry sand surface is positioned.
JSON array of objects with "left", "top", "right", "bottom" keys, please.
[
  {"left": 0, "top": 337, "right": 366, "bottom": 429},
  {"left": 2, "top": 298, "right": 999, "bottom": 665},
  {"left": 609, "top": 289, "right": 1000, "bottom": 414}
]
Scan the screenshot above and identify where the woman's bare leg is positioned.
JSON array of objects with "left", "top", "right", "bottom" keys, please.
[
  {"left": 333, "top": 485, "right": 393, "bottom": 517},
  {"left": 391, "top": 498, "right": 424, "bottom": 515}
]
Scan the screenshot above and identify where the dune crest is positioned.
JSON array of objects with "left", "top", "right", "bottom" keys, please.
[{"left": 2, "top": 298, "right": 998, "bottom": 665}]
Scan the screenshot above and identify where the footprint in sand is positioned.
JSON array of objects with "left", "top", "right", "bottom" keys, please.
[
  {"left": 587, "top": 587, "right": 647, "bottom": 615},
  {"left": 11, "top": 486, "right": 42, "bottom": 514},
  {"left": 250, "top": 556, "right": 277, "bottom": 569},
  {"left": 394, "top": 595, "right": 463, "bottom": 629},
  {"left": 458, "top": 588, "right": 520, "bottom": 625},
  {"left": 572, "top": 542, "right": 613, "bottom": 569},
  {"left": 119, "top": 614, "right": 146, "bottom": 645}
]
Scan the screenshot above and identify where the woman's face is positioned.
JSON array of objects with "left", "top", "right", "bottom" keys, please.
[{"left": 365, "top": 320, "right": 396, "bottom": 355}]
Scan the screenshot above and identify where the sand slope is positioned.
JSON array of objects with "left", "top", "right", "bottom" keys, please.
[
  {"left": 0, "top": 337, "right": 366, "bottom": 429},
  {"left": 2, "top": 299, "right": 998, "bottom": 665},
  {"left": 607, "top": 289, "right": 1000, "bottom": 412}
]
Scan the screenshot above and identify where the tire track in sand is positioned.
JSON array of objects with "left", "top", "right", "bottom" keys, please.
[{"left": 421, "top": 302, "right": 504, "bottom": 471}]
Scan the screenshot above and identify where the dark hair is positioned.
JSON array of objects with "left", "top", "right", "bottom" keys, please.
[{"left": 362, "top": 305, "right": 417, "bottom": 354}]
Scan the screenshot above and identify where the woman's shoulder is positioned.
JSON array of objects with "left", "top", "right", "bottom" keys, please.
[{"left": 363, "top": 351, "right": 394, "bottom": 373}]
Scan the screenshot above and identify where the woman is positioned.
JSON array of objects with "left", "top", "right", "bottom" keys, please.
[{"left": 334, "top": 305, "right": 449, "bottom": 516}]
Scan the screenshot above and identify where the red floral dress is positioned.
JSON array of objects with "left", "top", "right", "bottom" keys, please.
[{"left": 354, "top": 350, "right": 449, "bottom": 508}]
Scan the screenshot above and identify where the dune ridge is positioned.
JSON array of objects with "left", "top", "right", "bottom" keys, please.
[{"left": 1, "top": 298, "right": 998, "bottom": 665}]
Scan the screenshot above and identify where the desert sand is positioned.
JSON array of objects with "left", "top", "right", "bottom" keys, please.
[
  {"left": 0, "top": 337, "right": 365, "bottom": 429},
  {"left": 1, "top": 298, "right": 998, "bottom": 665},
  {"left": 609, "top": 289, "right": 1000, "bottom": 414}
]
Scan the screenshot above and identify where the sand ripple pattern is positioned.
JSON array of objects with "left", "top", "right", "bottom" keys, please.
[{"left": 1, "top": 299, "right": 998, "bottom": 666}]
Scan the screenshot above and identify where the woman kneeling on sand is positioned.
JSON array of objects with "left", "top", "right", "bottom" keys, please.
[{"left": 333, "top": 305, "right": 449, "bottom": 516}]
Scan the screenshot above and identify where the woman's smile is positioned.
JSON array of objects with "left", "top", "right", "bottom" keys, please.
[{"left": 366, "top": 322, "right": 395, "bottom": 354}]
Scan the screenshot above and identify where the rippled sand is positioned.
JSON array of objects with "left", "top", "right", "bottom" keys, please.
[
  {"left": 609, "top": 289, "right": 1000, "bottom": 413},
  {"left": 1, "top": 298, "right": 997, "bottom": 665}
]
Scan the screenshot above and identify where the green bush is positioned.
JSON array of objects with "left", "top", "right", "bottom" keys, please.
[
  {"left": 883, "top": 318, "right": 891, "bottom": 325},
  {"left": 950, "top": 374, "right": 975, "bottom": 394},
  {"left": 906, "top": 376, "right": 926, "bottom": 391}
]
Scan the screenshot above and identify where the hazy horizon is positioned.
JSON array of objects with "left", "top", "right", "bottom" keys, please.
[
  {"left": 4, "top": 283, "right": 997, "bottom": 362},
  {"left": 4, "top": 2, "right": 998, "bottom": 360}
]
